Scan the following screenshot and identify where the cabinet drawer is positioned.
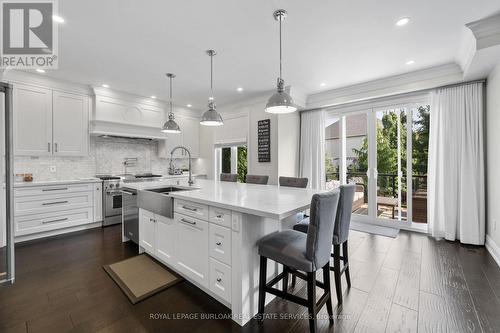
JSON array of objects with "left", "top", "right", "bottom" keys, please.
[
  {"left": 15, "top": 192, "right": 92, "bottom": 217},
  {"left": 15, "top": 207, "right": 93, "bottom": 236},
  {"left": 14, "top": 183, "right": 94, "bottom": 197},
  {"left": 209, "top": 258, "right": 231, "bottom": 303},
  {"left": 174, "top": 199, "right": 208, "bottom": 221},
  {"left": 209, "top": 207, "right": 231, "bottom": 228},
  {"left": 209, "top": 223, "right": 231, "bottom": 265}
]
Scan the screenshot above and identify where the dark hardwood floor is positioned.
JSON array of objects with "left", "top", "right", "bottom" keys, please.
[{"left": 1, "top": 225, "right": 500, "bottom": 333}]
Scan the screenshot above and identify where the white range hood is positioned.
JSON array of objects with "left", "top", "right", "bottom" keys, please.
[{"left": 91, "top": 87, "right": 167, "bottom": 140}]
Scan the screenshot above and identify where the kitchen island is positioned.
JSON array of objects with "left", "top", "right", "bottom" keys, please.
[{"left": 123, "top": 178, "right": 322, "bottom": 326}]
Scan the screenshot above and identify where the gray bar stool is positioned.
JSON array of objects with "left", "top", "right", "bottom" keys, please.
[
  {"left": 292, "top": 184, "right": 355, "bottom": 305},
  {"left": 220, "top": 173, "right": 238, "bottom": 182},
  {"left": 279, "top": 176, "right": 308, "bottom": 188},
  {"left": 246, "top": 174, "right": 269, "bottom": 184},
  {"left": 257, "top": 191, "right": 340, "bottom": 333}
]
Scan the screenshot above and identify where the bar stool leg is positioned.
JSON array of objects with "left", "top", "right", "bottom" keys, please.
[
  {"left": 332, "top": 244, "right": 343, "bottom": 304},
  {"left": 258, "top": 256, "right": 268, "bottom": 319},
  {"left": 282, "top": 266, "right": 289, "bottom": 295},
  {"left": 342, "top": 241, "right": 351, "bottom": 288},
  {"left": 322, "top": 263, "right": 334, "bottom": 324},
  {"left": 307, "top": 271, "right": 317, "bottom": 333},
  {"left": 291, "top": 273, "right": 296, "bottom": 288}
]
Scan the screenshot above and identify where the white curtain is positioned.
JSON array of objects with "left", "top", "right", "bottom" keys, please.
[
  {"left": 300, "top": 110, "right": 325, "bottom": 189},
  {"left": 428, "top": 82, "right": 485, "bottom": 245}
]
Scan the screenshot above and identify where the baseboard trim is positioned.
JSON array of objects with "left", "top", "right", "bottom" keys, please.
[
  {"left": 15, "top": 222, "right": 102, "bottom": 243},
  {"left": 486, "top": 234, "right": 500, "bottom": 268}
]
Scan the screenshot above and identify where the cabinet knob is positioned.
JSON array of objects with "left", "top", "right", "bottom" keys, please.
[
  {"left": 216, "top": 241, "right": 222, "bottom": 246},
  {"left": 216, "top": 214, "right": 223, "bottom": 219},
  {"left": 216, "top": 278, "right": 222, "bottom": 283}
]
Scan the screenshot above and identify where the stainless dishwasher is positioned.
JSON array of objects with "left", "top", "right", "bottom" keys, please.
[{"left": 121, "top": 188, "right": 138, "bottom": 244}]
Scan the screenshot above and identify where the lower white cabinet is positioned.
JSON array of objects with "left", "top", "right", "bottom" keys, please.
[
  {"left": 139, "top": 209, "right": 155, "bottom": 254},
  {"left": 139, "top": 201, "right": 233, "bottom": 305},
  {"left": 175, "top": 213, "right": 209, "bottom": 288},
  {"left": 156, "top": 214, "right": 177, "bottom": 266},
  {"left": 93, "top": 183, "right": 103, "bottom": 222}
]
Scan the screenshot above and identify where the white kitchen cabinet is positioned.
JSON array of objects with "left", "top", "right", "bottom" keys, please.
[
  {"left": 13, "top": 84, "right": 53, "bottom": 156},
  {"left": 52, "top": 91, "right": 89, "bottom": 156},
  {"left": 155, "top": 214, "right": 177, "bottom": 266},
  {"left": 93, "top": 183, "right": 102, "bottom": 222},
  {"left": 139, "top": 209, "right": 155, "bottom": 254},
  {"left": 13, "top": 83, "right": 89, "bottom": 156},
  {"left": 158, "top": 115, "right": 199, "bottom": 159},
  {"left": 1, "top": 186, "right": 5, "bottom": 248},
  {"left": 175, "top": 213, "right": 209, "bottom": 287}
]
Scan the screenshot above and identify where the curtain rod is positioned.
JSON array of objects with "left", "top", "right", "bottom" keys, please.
[{"left": 300, "top": 78, "right": 487, "bottom": 113}]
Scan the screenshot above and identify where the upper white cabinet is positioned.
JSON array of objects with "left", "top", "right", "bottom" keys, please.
[
  {"left": 13, "top": 83, "right": 89, "bottom": 156},
  {"left": 52, "top": 91, "right": 89, "bottom": 156},
  {"left": 158, "top": 115, "right": 200, "bottom": 158},
  {"left": 13, "top": 84, "right": 53, "bottom": 156}
]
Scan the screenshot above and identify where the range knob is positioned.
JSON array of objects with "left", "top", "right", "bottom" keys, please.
[{"left": 109, "top": 183, "right": 114, "bottom": 189}]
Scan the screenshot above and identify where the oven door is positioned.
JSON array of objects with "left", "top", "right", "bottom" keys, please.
[{"left": 105, "top": 190, "right": 122, "bottom": 216}]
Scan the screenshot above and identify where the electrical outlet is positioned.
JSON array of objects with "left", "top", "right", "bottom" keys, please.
[{"left": 50, "top": 165, "right": 57, "bottom": 173}]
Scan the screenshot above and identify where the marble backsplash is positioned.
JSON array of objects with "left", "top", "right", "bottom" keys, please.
[{"left": 13, "top": 137, "right": 194, "bottom": 181}]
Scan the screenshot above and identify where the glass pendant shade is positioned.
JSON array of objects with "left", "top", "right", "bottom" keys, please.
[
  {"left": 161, "top": 73, "right": 181, "bottom": 133},
  {"left": 200, "top": 100, "right": 223, "bottom": 126}
]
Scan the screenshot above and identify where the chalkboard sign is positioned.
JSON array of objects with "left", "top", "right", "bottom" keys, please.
[{"left": 258, "top": 119, "right": 271, "bottom": 162}]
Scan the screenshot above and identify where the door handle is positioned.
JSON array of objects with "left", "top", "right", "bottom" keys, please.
[{"left": 182, "top": 205, "right": 198, "bottom": 212}]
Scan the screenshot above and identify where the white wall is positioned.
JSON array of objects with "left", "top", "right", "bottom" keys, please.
[{"left": 487, "top": 61, "right": 500, "bottom": 251}]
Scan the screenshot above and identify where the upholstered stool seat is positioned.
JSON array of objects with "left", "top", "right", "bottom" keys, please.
[{"left": 258, "top": 230, "right": 312, "bottom": 272}]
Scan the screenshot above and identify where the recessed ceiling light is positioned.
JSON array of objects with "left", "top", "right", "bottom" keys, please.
[
  {"left": 101, "top": 84, "right": 109, "bottom": 88},
  {"left": 320, "top": 82, "right": 326, "bottom": 87},
  {"left": 406, "top": 60, "right": 415, "bottom": 65},
  {"left": 36, "top": 69, "right": 45, "bottom": 73},
  {"left": 151, "top": 95, "right": 156, "bottom": 99},
  {"left": 396, "top": 17, "right": 410, "bottom": 27},
  {"left": 52, "top": 15, "right": 65, "bottom": 23},
  {"left": 187, "top": 104, "right": 192, "bottom": 108},
  {"left": 237, "top": 87, "right": 243, "bottom": 92}
]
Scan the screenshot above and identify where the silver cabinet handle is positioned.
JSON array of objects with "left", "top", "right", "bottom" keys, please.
[
  {"left": 120, "top": 190, "right": 136, "bottom": 196},
  {"left": 180, "top": 218, "right": 196, "bottom": 225},
  {"left": 42, "top": 200, "right": 68, "bottom": 206},
  {"left": 42, "top": 187, "right": 68, "bottom": 192},
  {"left": 48, "top": 142, "right": 51, "bottom": 152},
  {"left": 216, "top": 278, "right": 222, "bottom": 283},
  {"left": 182, "top": 205, "right": 198, "bottom": 212},
  {"left": 54, "top": 143, "right": 58, "bottom": 152},
  {"left": 216, "top": 241, "right": 222, "bottom": 246},
  {"left": 42, "top": 217, "right": 68, "bottom": 224}
]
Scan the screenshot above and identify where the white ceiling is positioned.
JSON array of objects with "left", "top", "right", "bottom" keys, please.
[{"left": 43, "top": 0, "right": 500, "bottom": 109}]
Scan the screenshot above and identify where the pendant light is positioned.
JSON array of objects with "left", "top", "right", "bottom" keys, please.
[
  {"left": 200, "top": 50, "right": 224, "bottom": 126},
  {"left": 161, "top": 73, "right": 181, "bottom": 133},
  {"left": 265, "top": 9, "right": 297, "bottom": 114}
]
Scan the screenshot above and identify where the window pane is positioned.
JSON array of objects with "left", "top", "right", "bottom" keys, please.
[
  {"left": 221, "top": 147, "right": 231, "bottom": 173},
  {"left": 412, "top": 105, "right": 430, "bottom": 224},
  {"left": 325, "top": 116, "right": 340, "bottom": 189}
]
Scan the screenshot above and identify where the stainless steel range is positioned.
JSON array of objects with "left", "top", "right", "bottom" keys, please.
[{"left": 96, "top": 174, "right": 163, "bottom": 227}]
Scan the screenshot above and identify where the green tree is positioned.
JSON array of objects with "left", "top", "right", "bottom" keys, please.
[{"left": 237, "top": 146, "right": 247, "bottom": 183}]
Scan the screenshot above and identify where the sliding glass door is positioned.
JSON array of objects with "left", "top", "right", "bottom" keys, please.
[{"left": 325, "top": 101, "right": 429, "bottom": 229}]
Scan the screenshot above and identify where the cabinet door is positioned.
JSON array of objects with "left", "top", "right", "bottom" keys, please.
[
  {"left": 13, "top": 84, "right": 53, "bottom": 156},
  {"left": 175, "top": 213, "right": 209, "bottom": 287},
  {"left": 180, "top": 117, "right": 199, "bottom": 158},
  {"left": 155, "top": 214, "right": 176, "bottom": 266},
  {"left": 52, "top": 91, "right": 89, "bottom": 156},
  {"left": 93, "top": 183, "right": 103, "bottom": 222},
  {"left": 139, "top": 209, "right": 155, "bottom": 254}
]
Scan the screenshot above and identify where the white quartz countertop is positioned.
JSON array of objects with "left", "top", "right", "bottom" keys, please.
[
  {"left": 123, "top": 178, "right": 324, "bottom": 220},
  {"left": 13, "top": 178, "right": 102, "bottom": 188}
]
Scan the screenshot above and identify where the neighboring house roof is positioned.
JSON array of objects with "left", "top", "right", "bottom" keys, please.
[{"left": 326, "top": 114, "right": 367, "bottom": 139}]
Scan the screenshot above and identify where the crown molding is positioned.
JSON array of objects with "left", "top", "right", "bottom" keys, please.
[
  {"left": 466, "top": 12, "right": 500, "bottom": 50},
  {"left": 306, "top": 63, "right": 463, "bottom": 109}
]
